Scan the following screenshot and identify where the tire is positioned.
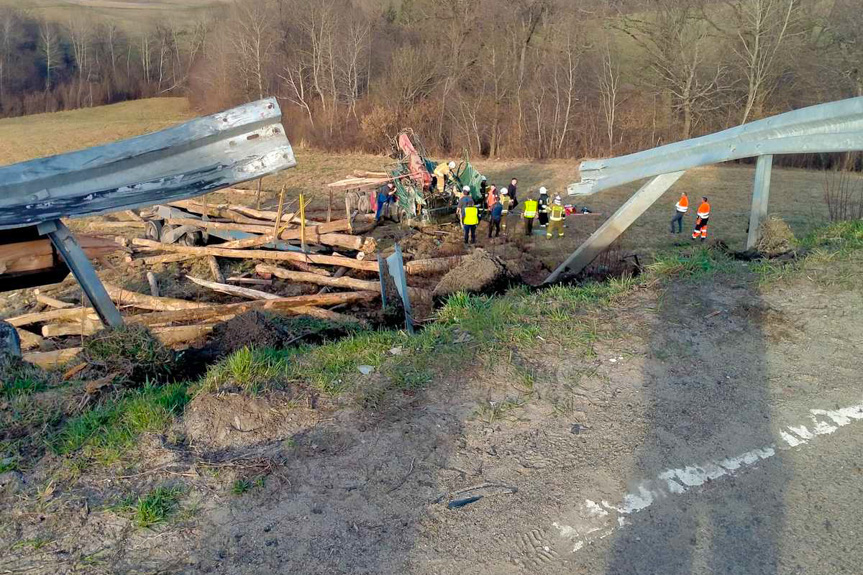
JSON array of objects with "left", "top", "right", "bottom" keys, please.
[
  {"left": 145, "top": 220, "right": 163, "bottom": 241},
  {"left": 159, "top": 224, "right": 176, "bottom": 243},
  {"left": 181, "top": 231, "right": 203, "bottom": 246}
]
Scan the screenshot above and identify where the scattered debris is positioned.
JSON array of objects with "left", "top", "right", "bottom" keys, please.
[
  {"left": 447, "top": 496, "right": 483, "bottom": 509},
  {"left": 358, "top": 365, "right": 375, "bottom": 376}
]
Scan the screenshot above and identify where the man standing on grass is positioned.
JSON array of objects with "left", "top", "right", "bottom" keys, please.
[
  {"left": 523, "top": 193, "right": 538, "bottom": 236},
  {"left": 463, "top": 202, "right": 479, "bottom": 245},
  {"left": 692, "top": 196, "right": 711, "bottom": 241},
  {"left": 509, "top": 178, "right": 519, "bottom": 208},
  {"left": 671, "top": 191, "right": 688, "bottom": 234},
  {"left": 500, "top": 188, "right": 512, "bottom": 232},
  {"left": 488, "top": 194, "right": 503, "bottom": 239},
  {"left": 547, "top": 195, "right": 565, "bottom": 239},
  {"left": 458, "top": 186, "right": 474, "bottom": 228}
]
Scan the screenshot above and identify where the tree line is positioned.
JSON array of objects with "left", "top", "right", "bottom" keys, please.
[{"left": 3, "top": 0, "right": 863, "bottom": 164}]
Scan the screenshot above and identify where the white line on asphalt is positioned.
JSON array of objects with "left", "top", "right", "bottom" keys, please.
[{"left": 552, "top": 401, "right": 863, "bottom": 554}]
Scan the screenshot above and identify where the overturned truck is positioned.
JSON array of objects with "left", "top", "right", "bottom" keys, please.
[{"left": 332, "top": 130, "right": 485, "bottom": 225}]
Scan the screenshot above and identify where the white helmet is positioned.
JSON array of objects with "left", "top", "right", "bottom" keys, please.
[
  {"left": 500, "top": 187, "right": 509, "bottom": 195},
  {"left": 462, "top": 185, "right": 471, "bottom": 193},
  {"left": 554, "top": 195, "right": 562, "bottom": 205},
  {"left": 539, "top": 187, "right": 548, "bottom": 195},
  {"left": 448, "top": 161, "right": 456, "bottom": 170}
]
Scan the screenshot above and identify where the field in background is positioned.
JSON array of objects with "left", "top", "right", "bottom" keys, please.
[
  {"left": 0, "top": 97, "right": 833, "bottom": 259},
  {"left": 1, "top": 0, "right": 227, "bottom": 27}
]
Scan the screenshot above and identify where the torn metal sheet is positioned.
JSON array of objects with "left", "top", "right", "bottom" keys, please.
[
  {"left": 570, "top": 96, "right": 863, "bottom": 195},
  {"left": 0, "top": 98, "right": 296, "bottom": 229}
]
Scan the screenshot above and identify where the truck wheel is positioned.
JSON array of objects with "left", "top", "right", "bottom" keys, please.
[
  {"left": 145, "top": 220, "right": 163, "bottom": 241},
  {"left": 181, "top": 231, "right": 203, "bottom": 246},
  {"left": 159, "top": 224, "right": 176, "bottom": 243}
]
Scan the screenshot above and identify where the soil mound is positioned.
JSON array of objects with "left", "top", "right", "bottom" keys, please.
[
  {"left": 210, "top": 311, "right": 294, "bottom": 355},
  {"left": 757, "top": 216, "right": 796, "bottom": 255},
  {"left": 432, "top": 248, "right": 512, "bottom": 297},
  {"left": 184, "top": 390, "right": 322, "bottom": 450}
]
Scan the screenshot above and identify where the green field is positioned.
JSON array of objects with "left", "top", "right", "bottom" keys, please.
[
  {"left": 0, "top": 97, "right": 835, "bottom": 257},
  {"left": 0, "top": 0, "right": 228, "bottom": 28}
]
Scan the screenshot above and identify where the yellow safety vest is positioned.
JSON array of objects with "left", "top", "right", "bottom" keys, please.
[
  {"left": 550, "top": 205, "right": 565, "bottom": 221},
  {"left": 463, "top": 206, "right": 479, "bottom": 226},
  {"left": 523, "top": 200, "right": 538, "bottom": 219}
]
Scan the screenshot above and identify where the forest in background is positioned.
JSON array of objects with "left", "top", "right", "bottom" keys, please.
[{"left": 1, "top": 0, "right": 863, "bottom": 164}]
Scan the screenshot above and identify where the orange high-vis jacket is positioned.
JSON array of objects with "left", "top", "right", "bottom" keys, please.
[
  {"left": 676, "top": 195, "right": 689, "bottom": 213},
  {"left": 697, "top": 202, "right": 711, "bottom": 219}
]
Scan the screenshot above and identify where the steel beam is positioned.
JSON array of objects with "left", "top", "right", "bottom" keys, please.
[
  {"left": 545, "top": 172, "right": 686, "bottom": 284},
  {"left": 37, "top": 220, "right": 123, "bottom": 328},
  {"left": 746, "top": 155, "right": 774, "bottom": 250}
]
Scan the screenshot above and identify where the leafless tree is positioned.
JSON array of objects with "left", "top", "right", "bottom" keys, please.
[
  {"left": 0, "top": 8, "right": 18, "bottom": 105},
  {"left": 38, "top": 19, "right": 59, "bottom": 94},
  {"left": 598, "top": 40, "right": 621, "bottom": 153},
  {"left": 231, "top": 1, "right": 277, "bottom": 101}
]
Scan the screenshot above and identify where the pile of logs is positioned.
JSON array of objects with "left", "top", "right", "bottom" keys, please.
[{"left": 9, "top": 196, "right": 466, "bottom": 369}]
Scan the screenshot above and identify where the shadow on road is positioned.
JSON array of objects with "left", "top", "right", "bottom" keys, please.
[{"left": 604, "top": 277, "right": 789, "bottom": 575}]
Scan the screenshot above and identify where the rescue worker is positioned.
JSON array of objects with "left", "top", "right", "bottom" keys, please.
[
  {"left": 462, "top": 196, "right": 479, "bottom": 245},
  {"left": 375, "top": 182, "right": 396, "bottom": 223},
  {"left": 486, "top": 183, "right": 497, "bottom": 212},
  {"left": 500, "top": 187, "right": 512, "bottom": 232},
  {"left": 479, "top": 176, "right": 488, "bottom": 202},
  {"left": 692, "top": 196, "right": 711, "bottom": 241},
  {"left": 457, "top": 186, "right": 475, "bottom": 228},
  {"left": 547, "top": 195, "right": 565, "bottom": 239},
  {"left": 509, "top": 178, "right": 519, "bottom": 207},
  {"left": 537, "top": 187, "right": 550, "bottom": 227},
  {"left": 523, "top": 193, "right": 538, "bottom": 236},
  {"left": 434, "top": 161, "right": 457, "bottom": 194},
  {"left": 671, "top": 191, "right": 688, "bottom": 234},
  {"left": 488, "top": 194, "right": 503, "bottom": 238}
]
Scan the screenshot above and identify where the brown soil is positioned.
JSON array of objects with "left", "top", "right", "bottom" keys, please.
[{"left": 433, "top": 248, "right": 513, "bottom": 298}]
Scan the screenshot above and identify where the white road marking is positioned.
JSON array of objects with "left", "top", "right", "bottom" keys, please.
[{"left": 552, "top": 401, "right": 863, "bottom": 554}]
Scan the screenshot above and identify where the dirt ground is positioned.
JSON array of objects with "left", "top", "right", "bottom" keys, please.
[{"left": 3, "top": 248, "right": 861, "bottom": 574}]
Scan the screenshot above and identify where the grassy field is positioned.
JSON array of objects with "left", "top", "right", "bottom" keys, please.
[
  {"left": 2, "top": 0, "right": 227, "bottom": 28},
  {"left": 0, "top": 97, "right": 835, "bottom": 257}
]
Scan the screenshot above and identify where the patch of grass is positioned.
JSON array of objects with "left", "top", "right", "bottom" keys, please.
[
  {"left": 50, "top": 382, "right": 190, "bottom": 462},
  {"left": 200, "top": 347, "right": 290, "bottom": 394},
  {"left": 0, "top": 360, "right": 52, "bottom": 399},
  {"left": 10, "top": 536, "right": 52, "bottom": 551},
  {"left": 117, "top": 485, "right": 184, "bottom": 528},
  {"left": 82, "top": 325, "right": 177, "bottom": 385},
  {"left": 648, "top": 247, "right": 735, "bottom": 280},
  {"left": 231, "top": 478, "right": 253, "bottom": 495},
  {"left": 475, "top": 397, "right": 525, "bottom": 423}
]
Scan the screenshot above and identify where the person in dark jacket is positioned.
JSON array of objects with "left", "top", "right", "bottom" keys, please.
[
  {"left": 376, "top": 182, "right": 395, "bottom": 223},
  {"left": 537, "top": 187, "right": 550, "bottom": 227},
  {"left": 488, "top": 195, "right": 504, "bottom": 238},
  {"left": 509, "top": 178, "right": 519, "bottom": 208},
  {"left": 479, "top": 177, "right": 488, "bottom": 204}
]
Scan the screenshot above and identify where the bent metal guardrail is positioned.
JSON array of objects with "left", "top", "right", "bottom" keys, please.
[
  {"left": 545, "top": 96, "right": 863, "bottom": 284},
  {"left": 0, "top": 98, "right": 297, "bottom": 328}
]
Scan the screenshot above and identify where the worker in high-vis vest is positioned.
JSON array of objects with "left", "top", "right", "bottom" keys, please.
[
  {"left": 692, "top": 196, "right": 711, "bottom": 241},
  {"left": 500, "top": 188, "right": 512, "bottom": 232},
  {"left": 671, "top": 191, "right": 688, "bottom": 234},
  {"left": 537, "top": 187, "right": 550, "bottom": 227},
  {"left": 523, "top": 195, "right": 538, "bottom": 236},
  {"left": 463, "top": 202, "right": 479, "bottom": 245},
  {"left": 434, "top": 161, "right": 457, "bottom": 194},
  {"left": 547, "top": 195, "right": 565, "bottom": 239}
]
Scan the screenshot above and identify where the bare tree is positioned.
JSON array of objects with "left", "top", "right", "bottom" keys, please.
[
  {"left": 38, "top": 19, "right": 59, "bottom": 94},
  {"left": 718, "top": 0, "right": 804, "bottom": 123},
  {"left": 598, "top": 41, "right": 620, "bottom": 153},
  {"left": 231, "top": 1, "right": 277, "bottom": 101},
  {"left": 0, "top": 8, "right": 18, "bottom": 105}
]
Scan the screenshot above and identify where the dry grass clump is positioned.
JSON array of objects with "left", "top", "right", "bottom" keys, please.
[
  {"left": 81, "top": 325, "right": 177, "bottom": 385},
  {"left": 757, "top": 216, "right": 796, "bottom": 255}
]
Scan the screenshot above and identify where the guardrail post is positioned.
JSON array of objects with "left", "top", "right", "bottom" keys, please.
[
  {"left": 545, "top": 171, "right": 686, "bottom": 284},
  {"left": 37, "top": 219, "right": 124, "bottom": 329},
  {"left": 746, "top": 155, "right": 773, "bottom": 251}
]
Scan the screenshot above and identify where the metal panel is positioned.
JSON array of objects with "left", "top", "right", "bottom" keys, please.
[
  {"left": 570, "top": 97, "right": 863, "bottom": 196},
  {"left": 546, "top": 172, "right": 686, "bottom": 283},
  {"left": 0, "top": 98, "right": 296, "bottom": 229},
  {"left": 746, "top": 156, "right": 774, "bottom": 250}
]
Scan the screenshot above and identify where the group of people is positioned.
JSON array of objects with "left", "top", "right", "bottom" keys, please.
[
  {"left": 670, "top": 192, "right": 711, "bottom": 241},
  {"left": 458, "top": 178, "right": 567, "bottom": 245}
]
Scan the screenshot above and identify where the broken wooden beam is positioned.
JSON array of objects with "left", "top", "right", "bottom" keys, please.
[
  {"left": 257, "top": 264, "right": 430, "bottom": 302},
  {"left": 35, "top": 293, "right": 75, "bottom": 309},
  {"left": 42, "top": 318, "right": 102, "bottom": 338},
  {"left": 16, "top": 329, "right": 44, "bottom": 351},
  {"left": 6, "top": 307, "right": 99, "bottom": 328},
  {"left": 403, "top": 256, "right": 463, "bottom": 276},
  {"left": 146, "top": 271, "right": 160, "bottom": 297},
  {"left": 0, "top": 236, "right": 121, "bottom": 276},
  {"left": 207, "top": 257, "right": 225, "bottom": 283}
]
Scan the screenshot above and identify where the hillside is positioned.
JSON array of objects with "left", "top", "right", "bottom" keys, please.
[{"left": 0, "top": 0, "right": 228, "bottom": 27}]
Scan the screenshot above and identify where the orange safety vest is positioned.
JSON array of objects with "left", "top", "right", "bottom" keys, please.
[
  {"left": 697, "top": 202, "right": 710, "bottom": 219},
  {"left": 676, "top": 195, "right": 689, "bottom": 213},
  {"left": 463, "top": 206, "right": 479, "bottom": 226}
]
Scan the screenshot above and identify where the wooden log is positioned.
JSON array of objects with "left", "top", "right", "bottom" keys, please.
[
  {"left": 187, "top": 275, "right": 280, "bottom": 300},
  {"left": 42, "top": 318, "right": 102, "bottom": 338},
  {"left": 24, "top": 347, "right": 82, "bottom": 368},
  {"left": 280, "top": 259, "right": 332, "bottom": 277},
  {"left": 103, "top": 283, "right": 210, "bottom": 311},
  {"left": 162, "top": 218, "right": 352, "bottom": 241},
  {"left": 87, "top": 221, "right": 147, "bottom": 230},
  {"left": 146, "top": 271, "right": 160, "bottom": 297},
  {"left": 153, "top": 325, "right": 214, "bottom": 347},
  {"left": 288, "top": 305, "right": 365, "bottom": 325},
  {"left": 127, "top": 253, "right": 199, "bottom": 267},
  {"left": 218, "top": 235, "right": 273, "bottom": 250},
  {"left": 16, "top": 329, "right": 44, "bottom": 351},
  {"left": 228, "top": 277, "right": 274, "bottom": 286},
  {"left": 130, "top": 239, "right": 380, "bottom": 272},
  {"left": 6, "top": 307, "right": 99, "bottom": 328},
  {"left": 169, "top": 200, "right": 278, "bottom": 225},
  {"left": 0, "top": 236, "right": 121, "bottom": 275},
  {"left": 207, "top": 257, "right": 225, "bottom": 283},
  {"left": 257, "top": 264, "right": 430, "bottom": 302},
  {"left": 35, "top": 293, "right": 75, "bottom": 309},
  {"left": 126, "top": 292, "right": 379, "bottom": 327},
  {"left": 404, "top": 256, "right": 463, "bottom": 276}
]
